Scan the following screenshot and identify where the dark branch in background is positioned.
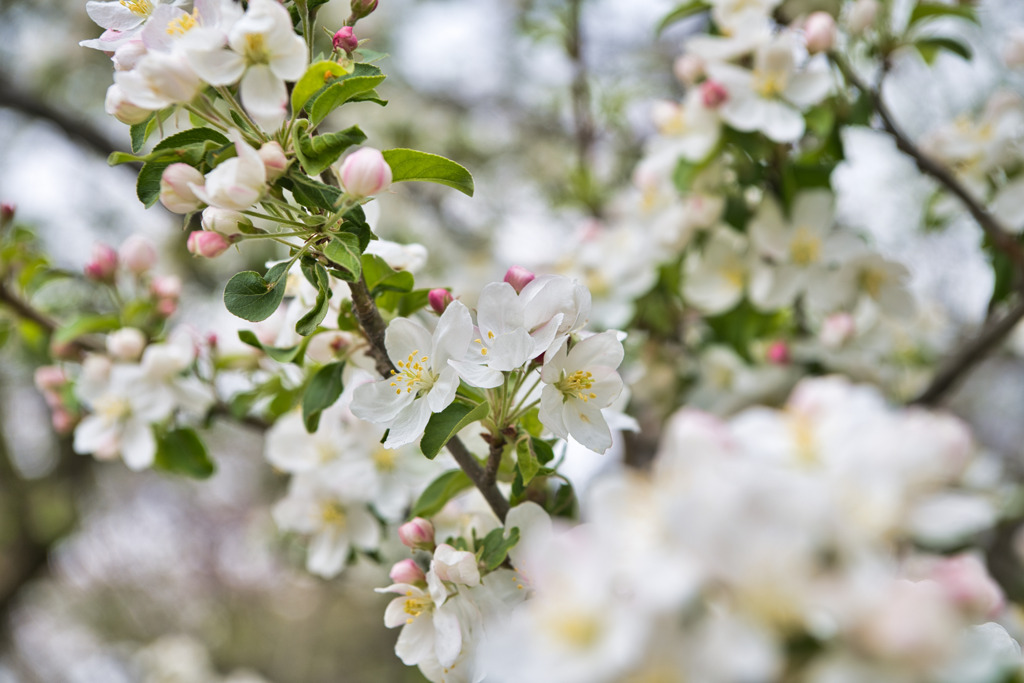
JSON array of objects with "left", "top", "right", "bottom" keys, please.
[
  {"left": 0, "top": 280, "right": 104, "bottom": 354},
  {"left": 0, "top": 74, "right": 127, "bottom": 164},
  {"left": 831, "top": 55, "right": 1024, "bottom": 405},
  {"left": 912, "top": 296, "right": 1024, "bottom": 406},
  {"left": 565, "top": 0, "right": 602, "bottom": 219}
]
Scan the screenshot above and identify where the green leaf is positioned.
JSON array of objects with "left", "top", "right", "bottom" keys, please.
[
  {"left": 657, "top": 0, "right": 710, "bottom": 34},
  {"left": 420, "top": 401, "right": 489, "bottom": 460},
  {"left": 302, "top": 361, "right": 345, "bottom": 432},
  {"left": 914, "top": 36, "right": 972, "bottom": 64},
  {"left": 909, "top": 2, "right": 979, "bottom": 27},
  {"left": 53, "top": 313, "right": 121, "bottom": 345},
  {"left": 307, "top": 63, "right": 387, "bottom": 126},
  {"left": 516, "top": 439, "right": 540, "bottom": 486},
  {"left": 531, "top": 436, "right": 555, "bottom": 465},
  {"left": 136, "top": 160, "right": 169, "bottom": 208},
  {"left": 154, "top": 427, "right": 216, "bottom": 479},
  {"left": 237, "top": 329, "right": 311, "bottom": 365},
  {"left": 128, "top": 109, "right": 171, "bottom": 153},
  {"left": 382, "top": 149, "right": 474, "bottom": 197},
  {"left": 223, "top": 262, "right": 290, "bottom": 322},
  {"left": 362, "top": 254, "right": 414, "bottom": 297},
  {"left": 282, "top": 172, "right": 344, "bottom": 212},
  {"left": 295, "top": 262, "right": 331, "bottom": 336},
  {"left": 411, "top": 469, "right": 473, "bottom": 518},
  {"left": 477, "top": 526, "right": 520, "bottom": 572},
  {"left": 291, "top": 60, "right": 354, "bottom": 113},
  {"left": 152, "top": 127, "right": 230, "bottom": 155},
  {"left": 323, "top": 232, "right": 363, "bottom": 281},
  {"left": 293, "top": 121, "right": 367, "bottom": 176}
]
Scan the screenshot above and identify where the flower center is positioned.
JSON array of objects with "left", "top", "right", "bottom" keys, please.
[
  {"left": 548, "top": 613, "right": 602, "bottom": 649},
  {"left": 790, "top": 226, "right": 821, "bottom": 266},
  {"left": 95, "top": 395, "right": 131, "bottom": 421},
  {"left": 373, "top": 446, "right": 397, "bottom": 472},
  {"left": 389, "top": 350, "right": 438, "bottom": 397},
  {"left": 244, "top": 33, "right": 270, "bottom": 64},
  {"left": 120, "top": 0, "right": 153, "bottom": 16},
  {"left": 321, "top": 501, "right": 348, "bottom": 527},
  {"left": 753, "top": 71, "right": 787, "bottom": 98},
  {"left": 859, "top": 267, "right": 886, "bottom": 298},
  {"left": 473, "top": 330, "right": 495, "bottom": 356},
  {"left": 403, "top": 592, "right": 433, "bottom": 624},
  {"left": 556, "top": 369, "right": 597, "bottom": 403},
  {"left": 166, "top": 8, "right": 200, "bottom": 36}
]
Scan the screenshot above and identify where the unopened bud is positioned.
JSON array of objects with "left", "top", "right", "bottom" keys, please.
[
  {"left": 151, "top": 274, "right": 182, "bottom": 300},
  {"left": 156, "top": 298, "right": 178, "bottom": 317},
  {"left": 119, "top": 235, "right": 158, "bottom": 275},
  {"left": 34, "top": 366, "right": 67, "bottom": 392},
  {"left": 428, "top": 288, "right": 453, "bottom": 314},
  {"left": 398, "top": 517, "right": 435, "bottom": 550},
  {"left": 700, "top": 80, "right": 729, "bottom": 108},
  {"left": 258, "top": 142, "right": 289, "bottom": 181},
  {"left": 349, "top": 0, "right": 378, "bottom": 21},
  {"left": 52, "top": 407, "right": 75, "bottom": 435},
  {"left": 338, "top": 147, "right": 392, "bottom": 198},
  {"left": 820, "top": 313, "right": 855, "bottom": 348},
  {"left": 389, "top": 558, "right": 426, "bottom": 585},
  {"left": 504, "top": 265, "right": 536, "bottom": 294},
  {"left": 766, "top": 340, "right": 790, "bottom": 365},
  {"left": 106, "top": 327, "right": 147, "bottom": 361},
  {"left": 804, "top": 12, "right": 837, "bottom": 54},
  {"left": 673, "top": 54, "right": 704, "bottom": 86},
  {"left": 1, "top": 202, "right": 15, "bottom": 229},
  {"left": 333, "top": 26, "right": 359, "bottom": 54},
  {"left": 846, "top": 0, "right": 879, "bottom": 34},
  {"left": 187, "top": 230, "right": 232, "bottom": 258},
  {"left": 202, "top": 207, "right": 252, "bottom": 234},
  {"left": 160, "top": 163, "right": 206, "bottom": 214},
  {"left": 113, "top": 41, "right": 147, "bottom": 71},
  {"left": 104, "top": 83, "right": 152, "bottom": 125},
  {"left": 84, "top": 243, "right": 118, "bottom": 282}
]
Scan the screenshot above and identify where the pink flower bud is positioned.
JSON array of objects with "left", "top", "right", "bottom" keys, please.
[
  {"left": 187, "top": 230, "right": 232, "bottom": 258},
  {"left": 504, "top": 265, "right": 536, "bottom": 293},
  {"left": 804, "top": 12, "right": 837, "bottom": 54},
  {"left": 1, "top": 202, "right": 15, "bottom": 226},
  {"left": 51, "top": 407, "right": 75, "bottom": 435},
  {"left": 389, "top": 558, "right": 426, "bottom": 585},
  {"left": 398, "top": 517, "right": 435, "bottom": 550},
  {"left": 333, "top": 26, "right": 359, "bottom": 54},
  {"left": 929, "top": 554, "right": 1004, "bottom": 619},
  {"left": 151, "top": 274, "right": 182, "bottom": 299},
  {"left": 673, "top": 54, "right": 704, "bottom": 86},
  {"left": 119, "top": 235, "right": 158, "bottom": 275},
  {"left": 160, "top": 163, "right": 206, "bottom": 214},
  {"left": 106, "top": 327, "right": 147, "bottom": 361},
  {"left": 339, "top": 148, "right": 392, "bottom": 198},
  {"left": 156, "top": 298, "right": 178, "bottom": 317},
  {"left": 258, "top": 142, "right": 289, "bottom": 181},
  {"left": 820, "top": 313, "right": 855, "bottom": 348},
  {"left": 104, "top": 83, "right": 153, "bottom": 125},
  {"left": 428, "top": 288, "right": 453, "bottom": 314},
  {"left": 202, "top": 207, "right": 252, "bottom": 234},
  {"left": 766, "top": 340, "right": 789, "bottom": 365},
  {"left": 700, "top": 80, "right": 729, "bottom": 109},
  {"left": 84, "top": 243, "right": 118, "bottom": 282},
  {"left": 349, "top": 0, "right": 378, "bottom": 21},
  {"left": 34, "top": 366, "right": 66, "bottom": 392},
  {"left": 846, "top": 0, "right": 879, "bottom": 34}
]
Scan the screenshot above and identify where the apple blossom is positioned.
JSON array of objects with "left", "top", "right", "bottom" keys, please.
[
  {"left": 257, "top": 142, "right": 289, "bottom": 181},
  {"left": 106, "top": 327, "right": 147, "bottom": 361},
  {"left": 504, "top": 265, "right": 535, "bottom": 293},
  {"left": 104, "top": 83, "right": 153, "bottom": 124},
  {"left": 428, "top": 288, "right": 453, "bottom": 314},
  {"left": 119, "top": 235, "right": 158, "bottom": 274},
  {"left": 187, "top": 230, "right": 232, "bottom": 258},
  {"left": 332, "top": 26, "right": 358, "bottom": 55},
  {"left": 189, "top": 131, "right": 267, "bottom": 212},
  {"left": 338, "top": 147, "right": 393, "bottom": 198},
  {"left": 201, "top": 207, "right": 252, "bottom": 234},
  {"left": 390, "top": 559, "right": 427, "bottom": 586},
  {"left": 159, "top": 163, "right": 206, "bottom": 214},
  {"left": 399, "top": 518, "right": 436, "bottom": 550},
  {"left": 84, "top": 243, "right": 118, "bottom": 282},
  {"left": 804, "top": 12, "right": 837, "bottom": 54}
]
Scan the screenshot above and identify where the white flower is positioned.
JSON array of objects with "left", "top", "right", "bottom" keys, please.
[
  {"left": 80, "top": 0, "right": 186, "bottom": 51},
  {"left": 683, "top": 226, "right": 749, "bottom": 314},
  {"left": 832, "top": 252, "right": 916, "bottom": 318},
  {"left": 351, "top": 301, "right": 473, "bottom": 448},
  {"left": 707, "top": 34, "right": 831, "bottom": 143},
  {"left": 649, "top": 88, "right": 722, "bottom": 163},
  {"left": 189, "top": 130, "right": 267, "bottom": 211},
  {"left": 187, "top": 0, "right": 307, "bottom": 130},
  {"left": 114, "top": 48, "right": 204, "bottom": 109},
  {"left": 539, "top": 331, "right": 624, "bottom": 453}
]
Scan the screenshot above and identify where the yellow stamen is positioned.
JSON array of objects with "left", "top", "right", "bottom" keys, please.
[
  {"left": 120, "top": 0, "right": 153, "bottom": 16},
  {"left": 556, "top": 369, "right": 596, "bottom": 402},
  {"left": 166, "top": 8, "right": 199, "bottom": 36}
]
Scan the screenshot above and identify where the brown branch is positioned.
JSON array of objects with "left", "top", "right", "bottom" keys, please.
[
  {"left": 0, "top": 279, "right": 104, "bottom": 354},
  {"left": 831, "top": 55, "right": 1024, "bottom": 269},
  {"left": 911, "top": 296, "right": 1024, "bottom": 406}
]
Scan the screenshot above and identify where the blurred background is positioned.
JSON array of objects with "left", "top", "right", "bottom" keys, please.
[{"left": 2, "top": 0, "right": 1024, "bottom": 680}]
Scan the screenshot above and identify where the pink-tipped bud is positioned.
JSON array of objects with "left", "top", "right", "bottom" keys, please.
[
  {"left": 106, "top": 327, "right": 147, "bottom": 361},
  {"left": 398, "top": 517, "right": 435, "bottom": 550},
  {"left": 700, "top": 80, "right": 729, "bottom": 109},
  {"left": 504, "top": 265, "right": 536, "bottom": 294},
  {"left": 202, "top": 207, "right": 252, "bottom": 234},
  {"left": 258, "top": 142, "right": 289, "bottom": 182},
  {"left": 119, "top": 235, "right": 158, "bottom": 275},
  {"left": 156, "top": 298, "right": 178, "bottom": 317},
  {"left": 766, "top": 340, "right": 790, "bottom": 365},
  {"left": 34, "top": 365, "right": 67, "bottom": 392},
  {"left": 389, "top": 558, "right": 427, "bottom": 585},
  {"left": 1, "top": 202, "right": 15, "bottom": 227},
  {"left": 187, "top": 230, "right": 232, "bottom": 258},
  {"left": 846, "top": 0, "right": 879, "bottom": 34},
  {"left": 929, "top": 554, "right": 1005, "bottom": 619},
  {"left": 349, "top": 0, "right": 378, "bottom": 21},
  {"left": 428, "top": 288, "right": 453, "bottom": 314},
  {"left": 84, "top": 243, "right": 118, "bottom": 282},
  {"left": 339, "top": 147, "right": 392, "bottom": 198},
  {"left": 52, "top": 407, "right": 75, "bottom": 435},
  {"left": 159, "top": 163, "right": 206, "bottom": 214},
  {"left": 151, "top": 274, "right": 182, "bottom": 300},
  {"left": 333, "top": 26, "right": 359, "bottom": 54},
  {"left": 104, "top": 83, "right": 153, "bottom": 125},
  {"left": 673, "top": 54, "right": 704, "bottom": 86},
  {"left": 820, "top": 313, "right": 855, "bottom": 348},
  {"left": 804, "top": 12, "right": 837, "bottom": 54}
]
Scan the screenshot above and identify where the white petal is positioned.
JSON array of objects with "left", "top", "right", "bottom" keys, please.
[
  {"left": 121, "top": 420, "right": 156, "bottom": 470},
  {"left": 386, "top": 318, "right": 433, "bottom": 366},
  {"left": 564, "top": 402, "right": 613, "bottom": 453},
  {"left": 384, "top": 400, "right": 432, "bottom": 448},
  {"left": 395, "top": 614, "right": 435, "bottom": 665},
  {"left": 351, "top": 379, "right": 414, "bottom": 424},
  {"left": 432, "top": 603, "right": 464, "bottom": 669},
  {"left": 240, "top": 64, "right": 288, "bottom": 132},
  {"left": 307, "top": 527, "right": 350, "bottom": 578},
  {"left": 758, "top": 100, "right": 805, "bottom": 143},
  {"left": 87, "top": 1, "right": 144, "bottom": 31},
  {"left": 448, "top": 359, "right": 504, "bottom": 389},
  {"left": 538, "top": 386, "right": 569, "bottom": 439},
  {"left": 187, "top": 47, "right": 246, "bottom": 86},
  {"left": 433, "top": 301, "right": 473, "bottom": 364}
]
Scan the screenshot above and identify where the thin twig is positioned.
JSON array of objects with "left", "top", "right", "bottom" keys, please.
[
  {"left": 831, "top": 54, "right": 1024, "bottom": 269},
  {"left": 0, "top": 280, "right": 104, "bottom": 353},
  {"left": 911, "top": 296, "right": 1024, "bottom": 406}
]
